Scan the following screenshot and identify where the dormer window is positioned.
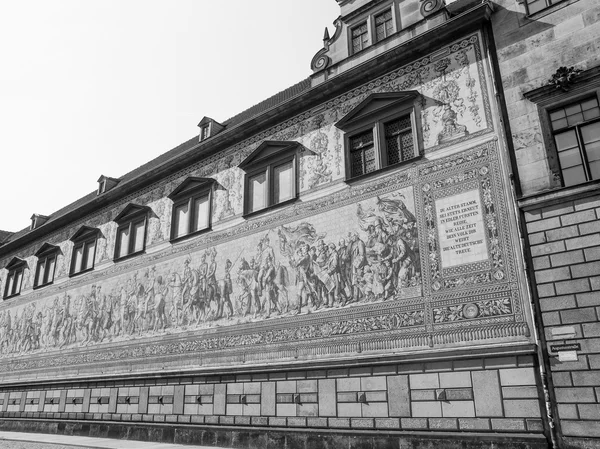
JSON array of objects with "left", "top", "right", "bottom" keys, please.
[
  {"left": 168, "top": 177, "right": 215, "bottom": 241},
  {"left": 69, "top": 226, "right": 100, "bottom": 277},
  {"left": 239, "top": 141, "right": 304, "bottom": 216},
  {"left": 198, "top": 116, "right": 225, "bottom": 142},
  {"left": 113, "top": 204, "right": 150, "bottom": 260},
  {"left": 34, "top": 243, "right": 59, "bottom": 289},
  {"left": 97, "top": 175, "right": 119, "bottom": 195},
  {"left": 3, "top": 257, "right": 26, "bottom": 299},
  {"left": 336, "top": 91, "right": 422, "bottom": 180},
  {"left": 30, "top": 214, "right": 49, "bottom": 230}
]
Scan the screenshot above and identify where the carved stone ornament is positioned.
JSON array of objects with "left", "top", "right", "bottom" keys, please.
[
  {"left": 420, "top": 0, "right": 444, "bottom": 16},
  {"left": 548, "top": 66, "right": 583, "bottom": 92}
]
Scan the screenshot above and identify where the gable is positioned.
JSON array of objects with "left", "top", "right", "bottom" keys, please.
[
  {"left": 168, "top": 177, "right": 216, "bottom": 199},
  {"left": 5, "top": 257, "right": 26, "bottom": 270},
  {"left": 239, "top": 141, "right": 301, "bottom": 169},
  {"left": 335, "top": 91, "right": 420, "bottom": 130},
  {"left": 34, "top": 242, "right": 59, "bottom": 257},
  {"left": 113, "top": 204, "right": 151, "bottom": 223},
  {"left": 70, "top": 226, "right": 100, "bottom": 242}
]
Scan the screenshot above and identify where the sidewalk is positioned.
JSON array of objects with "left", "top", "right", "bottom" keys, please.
[{"left": 0, "top": 431, "right": 232, "bottom": 449}]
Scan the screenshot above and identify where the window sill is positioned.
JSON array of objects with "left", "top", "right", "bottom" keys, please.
[
  {"left": 345, "top": 156, "right": 422, "bottom": 184},
  {"left": 69, "top": 267, "right": 95, "bottom": 278},
  {"left": 243, "top": 197, "right": 299, "bottom": 219},
  {"left": 33, "top": 281, "right": 54, "bottom": 290},
  {"left": 3, "top": 293, "right": 20, "bottom": 301},
  {"left": 170, "top": 227, "right": 212, "bottom": 244},
  {"left": 518, "top": 178, "right": 600, "bottom": 210},
  {"left": 114, "top": 250, "right": 146, "bottom": 263},
  {"left": 525, "top": 0, "right": 577, "bottom": 20}
]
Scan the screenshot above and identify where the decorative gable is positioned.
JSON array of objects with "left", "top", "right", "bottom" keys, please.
[
  {"left": 70, "top": 226, "right": 100, "bottom": 242},
  {"left": 335, "top": 91, "right": 420, "bottom": 130},
  {"left": 239, "top": 141, "right": 303, "bottom": 170},
  {"left": 5, "top": 256, "right": 27, "bottom": 271},
  {"left": 113, "top": 204, "right": 151, "bottom": 223},
  {"left": 168, "top": 177, "right": 216, "bottom": 199},
  {"left": 34, "top": 243, "right": 59, "bottom": 257},
  {"left": 30, "top": 214, "right": 50, "bottom": 230}
]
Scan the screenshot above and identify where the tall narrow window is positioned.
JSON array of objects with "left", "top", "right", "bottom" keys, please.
[
  {"left": 70, "top": 226, "right": 99, "bottom": 276},
  {"left": 239, "top": 141, "right": 302, "bottom": 216},
  {"left": 350, "top": 130, "right": 376, "bottom": 177},
  {"left": 34, "top": 243, "right": 59, "bottom": 288},
  {"left": 3, "top": 258, "right": 26, "bottom": 299},
  {"left": 375, "top": 10, "right": 394, "bottom": 42},
  {"left": 168, "top": 177, "right": 215, "bottom": 242},
  {"left": 550, "top": 96, "right": 600, "bottom": 187},
  {"left": 114, "top": 205, "right": 149, "bottom": 260},
  {"left": 351, "top": 22, "right": 369, "bottom": 54}
]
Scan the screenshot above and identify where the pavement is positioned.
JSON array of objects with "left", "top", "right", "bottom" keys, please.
[{"left": 0, "top": 431, "right": 232, "bottom": 449}]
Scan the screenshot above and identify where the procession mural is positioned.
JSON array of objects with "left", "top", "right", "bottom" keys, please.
[{"left": 0, "top": 34, "right": 520, "bottom": 378}]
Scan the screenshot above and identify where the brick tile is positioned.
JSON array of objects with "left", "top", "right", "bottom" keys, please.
[
  {"left": 375, "top": 418, "right": 400, "bottom": 429},
  {"left": 411, "top": 401, "right": 441, "bottom": 417},
  {"left": 546, "top": 225, "right": 579, "bottom": 241},
  {"left": 533, "top": 256, "right": 550, "bottom": 270},
  {"left": 373, "top": 365, "right": 397, "bottom": 375},
  {"left": 539, "top": 295, "right": 576, "bottom": 312},
  {"left": 526, "top": 419, "right": 544, "bottom": 432},
  {"left": 524, "top": 210, "right": 542, "bottom": 222},
  {"left": 561, "top": 209, "right": 597, "bottom": 226},
  {"left": 574, "top": 196, "right": 600, "bottom": 211},
  {"left": 550, "top": 355, "right": 589, "bottom": 372},
  {"left": 591, "top": 355, "right": 600, "bottom": 369},
  {"left": 535, "top": 266, "right": 571, "bottom": 284},
  {"left": 561, "top": 307, "right": 597, "bottom": 324},
  {"left": 578, "top": 404, "right": 600, "bottom": 420},
  {"left": 453, "top": 359, "right": 483, "bottom": 371},
  {"left": 576, "top": 292, "right": 600, "bottom": 307},
  {"left": 429, "top": 418, "right": 458, "bottom": 429},
  {"left": 439, "top": 372, "right": 471, "bottom": 388},
  {"left": 561, "top": 420, "right": 600, "bottom": 438},
  {"left": 537, "top": 283, "right": 556, "bottom": 298},
  {"left": 411, "top": 390, "right": 435, "bottom": 401},
  {"left": 531, "top": 241, "right": 566, "bottom": 257},
  {"left": 584, "top": 246, "right": 600, "bottom": 261},
  {"left": 518, "top": 355, "right": 534, "bottom": 367},
  {"left": 550, "top": 250, "right": 584, "bottom": 267},
  {"left": 551, "top": 372, "right": 572, "bottom": 387},
  {"left": 527, "top": 217, "right": 561, "bottom": 233},
  {"left": 557, "top": 404, "right": 578, "bottom": 419},
  {"left": 424, "top": 361, "right": 452, "bottom": 372},
  {"left": 306, "top": 417, "right": 327, "bottom": 427},
  {"left": 329, "top": 418, "right": 351, "bottom": 428},
  {"left": 458, "top": 418, "right": 490, "bottom": 430},
  {"left": 351, "top": 418, "right": 374, "bottom": 428},
  {"left": 499, "top": 368, "right": 536, "bottom": 386},
  {"left": 542, "top": 311, "right": 561, "bottom": 326},
  {"left": 491, "top": 418, "right": 526, "bottom": 431},
  {"left": 337, "top": 378, "right": 360, "bottom": 392},
  {"left": 441, "top": 401, "right": 475, "bottom": 417},
  {"left": 555, "top": 279, "right": 591, "bottom": 295},
  {"left": 409, "top": 373, "right": 439, "bottom": 389},
  {"left": 571, "top": 261, "right": 600, "bottom": 278},
  {"left": 361, "top": 376, "right": 386, "bottom": 391},
  {"left": 592, "top": 276, "right": 600, "bottom": 290},
  {"left": 583, "top": 322, "right": 600, "bottom": 338},
  {"left": 529, "top": 232, "right": 546, "bottom": 245},
  {"left": 484, "top": 356, "right": 517, "bottom": 368},
  {"left": 566, "top": 234, "right": 600, "bottom": 251},
  {"left": 555, "top": 387, "right": 597, "bottom": 403},
  {"left": 287, "top": 417, "right": 307, "bottom": 427},
  {"left": 387, "top": 375, "right": 409, "bottom": 417},
  {"left": 503, "top": 399, "right": 541, "bottom": 418},
  {"left": 579, "top": 220, "right": 600, "bottom": 235},
  {"left": 400, "top": 418, "right": 428, "bottom": 429},
  {"left": 502, "top": 386, "right": 539, "bottom": 399}
]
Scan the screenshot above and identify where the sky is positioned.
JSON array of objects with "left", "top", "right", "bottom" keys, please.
[{"left": 0, "top": 0, "right": 341, "bottom": 232}]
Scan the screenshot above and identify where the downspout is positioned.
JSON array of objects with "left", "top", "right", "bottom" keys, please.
[{"left": 482, "top": 20, "right": 561, "bottom": 449}]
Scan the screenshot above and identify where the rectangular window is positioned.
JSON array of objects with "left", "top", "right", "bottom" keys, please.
[
  {"left": 116, "top": 217, "right": 146, "bottom": 259},
  {"left": 375, "top": 10, "right": 394, "bottom": 42},
  {"left": 192, "top": 195, "right": 210, "bottom": 232},
  {"left": 550, "top": 97, "right": 600, "bottom": 187},
  {"left": 4, "top": 266, "right": 24, "bottom": 299},
  {"left": 350, "top": 130, "right": 376, "bottom": 177},
  {"left": 169, "top": 179, "right": 214, "bottom": 241},
  {"left": 71, "top": 237, "right": 96, "bottom": 275},
  {"left": 352, "top": 22, "right": 369, "bottom": 54},
  {"left": 384, "top": 114, "right": 414, "bottom": 165},
  {"left": 274, "top": 161, "right": 294, "bottom": 204},
  {"left": 524, "top": 0, "right": 567, "bottom": 14},
  {"left": 248, "top": 171, "right": 267, "bottom": 213},
  {"left": 34, "top": 253, "right": 57, "bottom": 288}
]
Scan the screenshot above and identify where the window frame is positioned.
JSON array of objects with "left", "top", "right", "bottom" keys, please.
[
  {"left": 239, "top": 141, "right": 301, "bottom": 217},
  {"left": 548, "top": 95, "right": 600, "bottom": 187},
  {"left": 69, "top": 226, "right": 100, "bottom": 277},
  {"left": 113, "top": 205, "right": 149, "bottom": 261},
  {"left": 524, "top": 0, "right": 570, "bottom": 16},
  {"left": 374, "top": 7, "right": 395, "bottom": 43},
  {"left": 33, "top": 243, "right": 59, "bottom": 289},
  {"left": 336, "top": 91, "right": 422, "bottom": 182},
  {"left": 3, "top": 258, "right": 26, "bottom": 300},
  {"left": 350, "top": 20, "right": 370, "bottom": 55},
  {"left": 168, "top": 177, "right": 215, "bottom": 243}
]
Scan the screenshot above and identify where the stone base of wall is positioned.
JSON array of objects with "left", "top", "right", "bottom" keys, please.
[
  {"left": 0, "top": 419, "right": 549, "bottom": 449},
  {"left": 563, "top": 437, "right": 600, "bottom": 449}
]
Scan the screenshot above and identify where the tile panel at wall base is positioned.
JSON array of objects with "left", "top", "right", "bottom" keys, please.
[{"left": 0, "top": 419, "right": 549, "bottom": 449}]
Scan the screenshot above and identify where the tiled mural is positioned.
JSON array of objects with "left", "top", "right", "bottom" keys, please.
[{"left": 0, "top": 34, "right": 529, "bottom": 380}]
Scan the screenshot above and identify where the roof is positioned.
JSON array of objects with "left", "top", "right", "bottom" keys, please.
[{"left": 1, "top": 77, "right": 313, "bottom": 247}]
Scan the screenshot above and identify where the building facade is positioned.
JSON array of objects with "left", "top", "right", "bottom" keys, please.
[
  {"left": 0, "top": 0, "right": 576, "bottom": 447},
  {"left": 492, "top": 0, "right": 600, "bottom": 447}
]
